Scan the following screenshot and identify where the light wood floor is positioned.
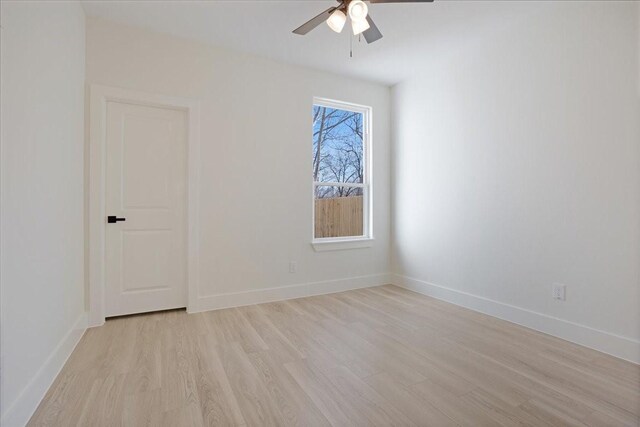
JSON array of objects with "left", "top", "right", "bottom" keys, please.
[{"left": 29, "top": 285, "right": 640, "bottom": 426}]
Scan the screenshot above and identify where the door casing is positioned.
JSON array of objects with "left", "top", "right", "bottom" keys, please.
[{"left": 88, "top": 85, "right": 200, "bottom": 327}]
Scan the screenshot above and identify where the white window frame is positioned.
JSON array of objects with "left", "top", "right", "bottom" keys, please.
[{"left": 311, "top": 97, "right": 373, "bottom": 251}]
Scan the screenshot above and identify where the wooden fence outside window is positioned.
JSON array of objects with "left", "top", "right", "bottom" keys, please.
[{"left": 314, "top": 196, "right": 364, "bottom": 238}]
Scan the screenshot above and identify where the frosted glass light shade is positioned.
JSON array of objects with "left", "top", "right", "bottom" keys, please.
[
  {"left": 348, "top": 0, "right": 368, "bottom": 21},
  {"left": 327, "top": 9, "right": 347, "bottom": 33},
  {"left": 351, "top": 18, "right": 370, "bottom": 35}
]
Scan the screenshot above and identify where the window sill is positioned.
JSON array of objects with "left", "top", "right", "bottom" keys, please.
[{"left": 311, "top": 238, "right": 374, "bottom": 252}]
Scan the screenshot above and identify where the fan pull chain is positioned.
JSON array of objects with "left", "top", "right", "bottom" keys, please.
[{"left": 350, "top": 33, "right": 353, "bottom": 58}]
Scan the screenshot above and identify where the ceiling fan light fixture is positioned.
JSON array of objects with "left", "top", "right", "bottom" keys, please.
[
  {"left": 326, "top": 9, "right": 347, "bottom": 33},
  {"left": 351, "top": 17, "right": 370, "bottom": 35},
  {"left": 347, "top": 0, "right": 368, "bottom": 21}
]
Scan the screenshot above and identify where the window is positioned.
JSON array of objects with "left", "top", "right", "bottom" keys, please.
[{"left": 312, "top": 98, "right": 372, "bottom": 248}]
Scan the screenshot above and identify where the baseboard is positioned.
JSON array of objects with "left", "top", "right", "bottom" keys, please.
[
  {"left": 392, "top": 274, "right": 640, "bottom": 364},
  {"left": 1, "top": 312, "right": 88, "bottom": 427},
  {"left": 193, "top": 273, "right": 392, "bottom": 313}
]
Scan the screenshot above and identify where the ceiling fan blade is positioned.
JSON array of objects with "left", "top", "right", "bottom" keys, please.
[
  {"left": 369, "top": 0, "right": 434, "bottom": 3},
  {"left": 362, "top": 16, "right": 383, "bottom": 44},
  {"left": 292, "top": 7, "right": 337, "bottom": 35}
]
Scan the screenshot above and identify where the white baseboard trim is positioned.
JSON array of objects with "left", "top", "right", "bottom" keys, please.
[
  {"left": 1, "top": 312, "right": 88, "bottom": 427},
  {"left": 392, "top": 274, "right": 640, "bottom": 364},
  {"left": 193, "top": 273, "right": 392, "bottom": 313}
]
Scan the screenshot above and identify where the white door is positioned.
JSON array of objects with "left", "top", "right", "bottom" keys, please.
[{"left": 105, "top": 101, "right": 187, "bottom": 317}]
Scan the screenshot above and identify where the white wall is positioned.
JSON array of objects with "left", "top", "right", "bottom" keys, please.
[
  {"left": 85, "top": 18, "right": 391, "bottom": 310},
  {"left": 392, "top": 1, "right": 640, "bottom": 362},
  {"left": 0, "top": 2, "right": 86, "bottom": 425}
]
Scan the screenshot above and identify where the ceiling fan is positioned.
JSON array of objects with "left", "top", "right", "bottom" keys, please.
[{"left": 292, "top": 0, "right": 434, "bottom": 44}]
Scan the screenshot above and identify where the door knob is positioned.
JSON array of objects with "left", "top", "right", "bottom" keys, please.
[{"left": 107, "top": 216, "right": 126, "bottom": 223}]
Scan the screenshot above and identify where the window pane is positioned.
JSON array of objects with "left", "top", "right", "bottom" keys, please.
[
  {"left": 312, "top": 105, "right": 364, "bottom": 184},
  {"left": 315, "top": 186, "right": 364, "bottom": 238}
]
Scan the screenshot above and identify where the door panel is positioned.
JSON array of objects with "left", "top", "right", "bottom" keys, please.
[
  {"left": 105, "top": 101, "right": 187, "bottom": 317},
  {"left": 121, "top": 230, "right": 171, "bottom": 292}
]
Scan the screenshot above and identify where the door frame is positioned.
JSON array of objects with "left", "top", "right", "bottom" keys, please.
[{"left": 88, "top": 85, "right": 200, "bottom": 327}]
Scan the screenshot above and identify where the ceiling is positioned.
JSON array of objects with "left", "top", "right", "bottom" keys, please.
[{"left": 81, "top": 0, "right": 545, "bottom": 86}]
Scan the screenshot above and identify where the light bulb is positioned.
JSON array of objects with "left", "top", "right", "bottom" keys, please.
[
  {"left": 348, "top": 0, "right": 368, "bottom": 21},
  {"left": 351, "top": 17, "right": 370, "bottom": 35},
  {"left": 326, "top": 9, "right": 346, "bottom": 33}
]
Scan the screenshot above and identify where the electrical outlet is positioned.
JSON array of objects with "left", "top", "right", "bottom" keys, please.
[
  {"left": 289, "top": 261, "right": 297, "bottom": 273},
  {"left": 552, "top": 283, "right": 566, "bottom": 301}
]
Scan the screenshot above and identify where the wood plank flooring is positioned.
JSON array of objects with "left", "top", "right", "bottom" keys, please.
[{"left": 28, "top": 285, "right": 640, "bottom": 426}]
